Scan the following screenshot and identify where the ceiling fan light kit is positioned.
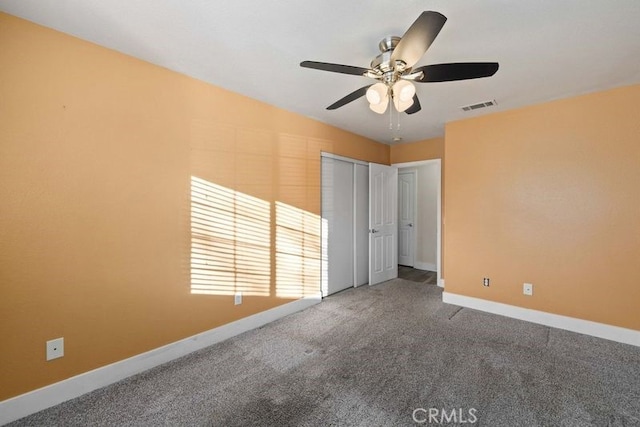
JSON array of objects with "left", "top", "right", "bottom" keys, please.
[
  {"left": 366, "top": 82, "right": 387, "bottom": 105},
  {"left": 369, "top": 98, "right": 389, "bottom": 114},
  {"left": 393, "top": 80, "right": 416, "bottom": 102},
  {"left": 365, "top": 80, "right": 416, "bottom": 114},
  {"left": 391, "top": 80, "right": 416, "bottom": 113},
  {"left": 300, "top": 11, "right": 499, "bottom": 122}
]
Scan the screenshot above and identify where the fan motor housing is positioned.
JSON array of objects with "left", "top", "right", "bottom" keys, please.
[
  {"left": 371, "top": 36, "right": 409, "bottom": 82},
  {"left": 370, "top": 50, "right": 393, "bottom": 72},
  {"left": 378, "top": 36, "right": 401, "bottom": 52}
]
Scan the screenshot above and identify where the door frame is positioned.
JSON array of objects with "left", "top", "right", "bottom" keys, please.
[{"left": 392, "top": 159, "right": 443, "bottom": 288}]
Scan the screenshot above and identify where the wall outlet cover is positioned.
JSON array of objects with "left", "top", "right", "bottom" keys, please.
[{"left": 46, "top": 337, "right": 64, "bottom": 361}]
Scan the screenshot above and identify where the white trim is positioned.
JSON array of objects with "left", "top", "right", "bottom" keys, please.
[
  {"left": 352, "top": 164, "right": 358, "bottom": 286},
  {"left": 320, "top": 151, "right": 369, "bottom": 166},
  {"left": 442, "top": 292, "right": 640, "bottom": 347},
  {"left": 414, "top": 261, "right": 437, "bottom": 271},
  {"left": 0, "top": 294, "right": 322, "bottom": 425},
  {"left": 393, "top": 159, "right": 442, "bottom": 287},
  {"left": 392, "top": 160, "right": 438, "bottom": 169},
  {"left": 435, "top": 161, "right": 441, "bottom": 288},
  {"left": 438, "top": 278, "right": 445, "bottom": 288}
]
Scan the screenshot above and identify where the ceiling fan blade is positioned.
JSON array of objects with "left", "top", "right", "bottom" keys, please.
[
  {"left": 413, "top": 62, "right": 499, "bottom": 82},
  {"left": 405, "top": 94, "right": 421, "bottom": 114},
  {"left": 300, "top": 61, "right": 369, "bottom": 76},
  {"left": 391, "top": 11, "right": 447, "bottom": 68},
  {"left": 327, "top": 85, "right": 371, "bottom": 110}
]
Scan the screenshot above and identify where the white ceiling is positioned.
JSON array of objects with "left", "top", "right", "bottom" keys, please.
[{"left": 2, "top": 0, "right": 640, "bottom": 144}]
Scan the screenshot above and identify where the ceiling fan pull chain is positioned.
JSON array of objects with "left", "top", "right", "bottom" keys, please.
[{"left": 388, "top": 96, "right": 393, "bottom": 130}]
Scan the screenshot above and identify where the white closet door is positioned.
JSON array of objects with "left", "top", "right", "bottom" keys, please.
[
  {"left": 321, "top": 157, "right": 354, "bottom": 295},
  {"left": 354, "top": 164, "right": 369, "bottom": 286}
]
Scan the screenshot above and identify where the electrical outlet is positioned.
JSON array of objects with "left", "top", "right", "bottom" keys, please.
[
  {"left": 46, "top": 337, "right": 64, "bottom": 361},
  {"left": 234, "top": 292, "right": 242, "bottom": 305},
  {"left": 483, "top": 277, "right": 490, "bottom": 287},
  {"left": 523, "top": 283, "right": 533, "bottom": 296}
]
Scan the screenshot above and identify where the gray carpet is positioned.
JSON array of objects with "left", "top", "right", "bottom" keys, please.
[{"left": 9, "top": 279, "right": 640, "bottom": 426}]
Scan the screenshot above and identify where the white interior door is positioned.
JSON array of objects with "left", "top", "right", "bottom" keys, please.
[
  {"left": 369, "top": 163, "right": 398, "bottom": 285},
  {"left": 398, "top": 171, "right": 416, "bottom": 267}
]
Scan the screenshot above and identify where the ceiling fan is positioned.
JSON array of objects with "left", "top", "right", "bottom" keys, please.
[{"left": 300, "top": 11, "right": 499, "bottom": 115}]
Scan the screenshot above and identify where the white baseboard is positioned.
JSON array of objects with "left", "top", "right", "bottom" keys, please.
[
  {"left": 414, "top": 262, "right": 436, "bottom": 271},
  {"left": 438, "top": 278, "right": 445, "bottom": 288},
  {"left": 442, "top": 292, "right": 640, "bottom": 348},
  {"left": 0, "top": 294, "right": 322, "bottom": 426}
]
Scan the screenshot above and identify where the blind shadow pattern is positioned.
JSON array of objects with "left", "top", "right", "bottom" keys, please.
[
  {"left": 190, "top": 176, "right": 323, "bottom": 298},
  {"left": 190, "top": 176, "right": 271, "bottom": 296},
  {"left": 275, "top": 202, "right": 322, "bottom": 298}
]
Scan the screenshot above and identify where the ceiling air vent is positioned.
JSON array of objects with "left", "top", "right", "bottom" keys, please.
[{"left": 461, "top": 99, "right": 497, "bottom": 112}]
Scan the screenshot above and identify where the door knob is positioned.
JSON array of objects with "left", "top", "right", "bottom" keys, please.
[
  {"left": 408, "top": 223, "right": 413, "bottom": 227},
  {"left": 370, "top": 229, "right": 379, "bottom": 233}
]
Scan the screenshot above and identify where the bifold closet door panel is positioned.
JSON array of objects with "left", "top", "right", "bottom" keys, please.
[
  {"left": 321, "top": 158, "right": 354, "bottom": 295},
  {"left": 354, "top": 164, "right": 369, "bottom": 286}
]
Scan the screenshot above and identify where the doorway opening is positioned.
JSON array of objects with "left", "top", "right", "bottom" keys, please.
[{"left": 393, "top": 159, "right": 442, "bottom": 287}]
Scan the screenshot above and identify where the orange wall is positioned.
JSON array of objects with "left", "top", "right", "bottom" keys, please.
[
  {"left": 390, "top": 137, "right": 444, "bottom": 164},
  {"left": 445, "top": 84, "right": 640, "bottom": 331},
  {"left": 0, "top": 13, "right": 389, "bottom": 400}
]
